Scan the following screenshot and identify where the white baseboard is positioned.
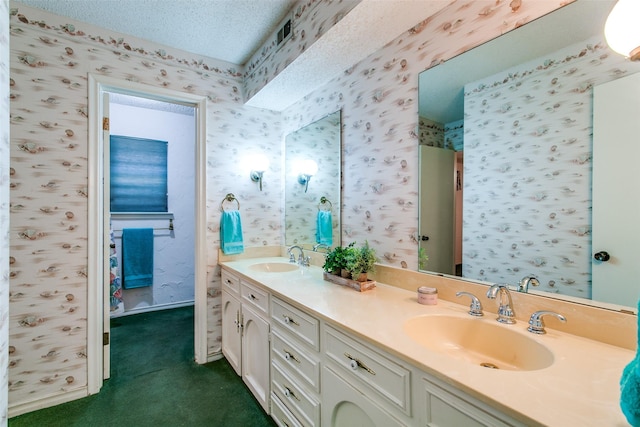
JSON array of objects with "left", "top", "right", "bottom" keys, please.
[
  {"left": 9, "top": 387, "right": 88, "bottom": 418},
  {"left": 110, "top": 300, "right": 194, "bottom": 318},
  {"left": 206, "top": 352, "right": 224, "bottom": 364}
]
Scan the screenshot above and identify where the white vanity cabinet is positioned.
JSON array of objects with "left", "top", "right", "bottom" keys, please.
[
  {"left": 221, "top": 270, "right": 270, "bottom": 412},
  {"left": 419, "top": 374, "right": 527, "bottom": 427},
  {"left": 270, "top": 297, "right": 321, "bottom": 427},
  {"left": 322, "top": 324, "right": 412, "bottom": 426}
]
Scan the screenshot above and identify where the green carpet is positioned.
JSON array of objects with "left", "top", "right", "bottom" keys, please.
[{"left": 9, "top": 306, "right": 277, "bottom": 427}]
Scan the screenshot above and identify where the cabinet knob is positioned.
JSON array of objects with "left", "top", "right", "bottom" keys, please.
[
  {"left": 420, "top": 235, "right": 430, "bottom": 241},
  {"left": 282, "top": 315, "right": 299, "bottom": 326},
  {"left": 594, "top": 251, "right": 610, "bottom": 262}
]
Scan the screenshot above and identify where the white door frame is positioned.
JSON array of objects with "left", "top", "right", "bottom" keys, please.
[{"left": 87, "top": 74, "right": 208, "bottom": 394}]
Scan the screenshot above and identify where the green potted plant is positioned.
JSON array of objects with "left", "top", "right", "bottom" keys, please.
[
  {"left": 345, "top": 241, "right": 377, "bottom": 282},
  {"left": 323, "top": 244, "right": 348, "bottom": 275}
]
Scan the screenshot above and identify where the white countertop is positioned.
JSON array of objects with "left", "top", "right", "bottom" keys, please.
[{"left": 221, "top": 257, "right": 634, "bottom": 427}]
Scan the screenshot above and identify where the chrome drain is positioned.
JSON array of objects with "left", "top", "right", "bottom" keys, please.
[{"left": 480, "top": 362, "right": 499, "bottom": 369}]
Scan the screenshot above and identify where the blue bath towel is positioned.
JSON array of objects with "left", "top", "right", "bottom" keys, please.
[
  {"left": 221, "top": 210, "right": 244, "bottom": 255},
  {"left": 122, "top": 228, "right": 154, "bottom": 289},
  {"left": 621, "top": 298, "right": 640, "bottom": 426},
  {"left": 315, "top": 210, "right": 333, "bottom": 246}
]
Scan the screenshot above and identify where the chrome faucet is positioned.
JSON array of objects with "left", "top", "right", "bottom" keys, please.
[
  {"left": 313, "top": 243, "right": 330, "bottom": 252},
  {"left": 455, "top": 291, "right": 484, "bottom": 317},
  {"left": 518, "top": 275, "right": 540, "bottom": 293},
  {"left": 527, "top": 310, "right": 566, "bottom": 334},
  {"left": 486, "top": 284, "right": 516, "bottom": 324},
  {"left": 287, "top": 245, "right": 310, "bottom": 266}
]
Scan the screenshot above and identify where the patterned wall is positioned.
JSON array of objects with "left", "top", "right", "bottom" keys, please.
[
  {"left": 282, "top": 1, "right": 564, "bottom": 269},
  {"left": 244, "top": 0, "right": 359, "bottom": 101},
  {"left": 462, "top": 36, "right": 640, "bottom": 299},
  {"left": 7, "top": 0, "right": 568, "bottom": 413},
  {"left": 285, "top": 111, "right": 341, "bottom": 248},
  {"left": 8, "top": 4, "right": 281, "bottom": 408},
  {"left": 1, "top": 0, "right": 11, "bottom": 422}
]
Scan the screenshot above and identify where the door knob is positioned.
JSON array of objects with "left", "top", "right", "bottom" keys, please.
[{"left": 594, "top": 251, "right": 610, "bottom": 262}]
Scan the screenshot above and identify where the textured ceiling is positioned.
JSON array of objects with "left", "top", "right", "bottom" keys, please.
[
  {"left": 16, "top": 0, "right": 297, "bottom": 65},
  {"left": 15, "top": 0, "right": 449, "bottom": 110}
]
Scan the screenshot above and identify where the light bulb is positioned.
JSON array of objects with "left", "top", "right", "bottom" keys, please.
[{"left": 605, "top": 0, "right": 640, "bottom": 60}]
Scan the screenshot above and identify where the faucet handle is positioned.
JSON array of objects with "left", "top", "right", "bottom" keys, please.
[
  {"left": 527, "top": 310, "right": 567, "bottom": 334},
  {"left": 456, "top": 291, "right": 484, "bottom": 317}
]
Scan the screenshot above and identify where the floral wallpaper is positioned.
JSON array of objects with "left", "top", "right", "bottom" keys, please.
[
  {"left": 6, "top": 0, "right": 567, "bottom": 414},
  {"left": 1, "top": 0, "right": 11, "bottom": 422},
  {"left": 281, "top": 0, "right": 563, "bottom": 270},
  {"left": 462, "top": 36, "right": 640, "bottom": 299},
  {"left": 8, "top": 3, "right": 281, "bottom": 409},
  {"left": 244, "top": 0, "right": 358, "bottom": 101}
]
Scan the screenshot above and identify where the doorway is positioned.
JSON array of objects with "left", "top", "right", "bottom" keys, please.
[
  {"left": 87, "top": 74, "right": 208, "bottom": 394},
  {"left": 107, "top": 93, "right": 196, "bottom": 317}
]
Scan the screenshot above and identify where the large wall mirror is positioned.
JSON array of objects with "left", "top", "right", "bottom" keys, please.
[
  {"left": 418, "top": 0, "right": 640, "bottom": 311},
  {"left": 285, "top": 111, "right": 341, "bottom": 251}
]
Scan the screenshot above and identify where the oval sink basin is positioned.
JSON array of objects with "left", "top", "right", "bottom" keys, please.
[
  {"left": 248, "top": 262, "right": 299, "bottom": 273},
  {"left": 403, "top": 315, "right": 553, "bottom": 371}
]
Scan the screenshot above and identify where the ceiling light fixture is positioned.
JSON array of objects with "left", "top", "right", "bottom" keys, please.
[{"left": 604, "top": 0, "right": 640, "bottom": 61}]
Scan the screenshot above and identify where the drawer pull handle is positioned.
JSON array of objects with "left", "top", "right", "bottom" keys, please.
[
  {"left": 225, "top": 279, "right": 233, "bottom": 285},
  {"left": 249, "top": 293, "right": 258, "bottom": 301},
  {"left": 282, "top": 315, "right": 299, "bottom": 326},
  {"left": 280, "top": 418, "right": 290, "bottom": 427},
  {"left": 283, "top": 386, "right": 300, "bottom": 401},
  {"left": 283, "top": 349, "right": 300, "bottom": 363},
  {"left": 344, "top": 352, "right": 376, "bottom": 375}
]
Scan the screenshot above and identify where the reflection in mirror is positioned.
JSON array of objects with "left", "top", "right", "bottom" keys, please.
[
  {"left": 418, "top": 0, "right": 640, "bottom": 311},
  {"left": 285, "top": 111, "right": 341, "bottom": 251}
]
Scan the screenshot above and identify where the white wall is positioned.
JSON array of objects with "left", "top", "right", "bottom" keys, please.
[{"left": 109, "top": 100, "right": 196, "bottom": 312}]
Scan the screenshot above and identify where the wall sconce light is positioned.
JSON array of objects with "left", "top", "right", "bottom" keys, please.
[
  {"left": 296, "top": 159, "right": 318, "bottom": 193},
  {"left": 249, "top": 153, "right": 269, "bottom": 191},
  {"left": 605, "top": 0, "right": 640, "bottom": 61}
]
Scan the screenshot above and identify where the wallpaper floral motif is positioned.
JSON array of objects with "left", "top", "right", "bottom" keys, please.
[
  {"left": 2, "top": 0, "right": 11, "bottom": 422},
  {"left": 462, "top": 36, "right": 640, "bottom": 298},
  {"left": 8, "top": 4, "right": 281, "bottom": 409},
  {"left": 244, "top": 0, "right": 358, "bottom": 101},
  {"left": 7, "top": 0, "right": 566, "bottom": 414},
  {"left": 281, "top": 1, "right": 563, "bottom": 270}
]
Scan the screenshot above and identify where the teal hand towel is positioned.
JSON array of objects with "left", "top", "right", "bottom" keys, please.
[
  {"left": 315, "top": 210, "right": 333, "bottom": 246},
  {"left": 122, "top": 228, "right": 154, "bottom": 289},
  {"left": 621, "top": 298, "right": 640, "bottom": 426},
  {"left": 221, "top": 210, "right": 244, "bottom": 255}
]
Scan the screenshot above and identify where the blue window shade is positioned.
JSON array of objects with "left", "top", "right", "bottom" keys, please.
[{"left": 110, "top": 135, "right": 168, "bottom": 212}]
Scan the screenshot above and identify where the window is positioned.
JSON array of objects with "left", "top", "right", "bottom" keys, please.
[{"left": 110, "top": 135, "right": 168, "bottom": 212}]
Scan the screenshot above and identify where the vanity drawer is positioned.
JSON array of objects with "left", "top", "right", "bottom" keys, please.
[
  {"left": 324, "top": 325, "right": 411, "bottom": 416},
  {"left": 241, "top": 280, "right": 269, "bottom": 317},
  {"left": 271, "top": 393, "right": 304, "bottom": 427},
  {"left": 271, "top": 328, "right": 320, "bottom": 392},
  {"left": 272, "top": 361, "right": 320, "bottom": 427},
  {"left": 271, "top": 297, "right": 320, "bottom": 351},
  {"left": 221, "top": 270, "right": 240, "bottom": 296}
]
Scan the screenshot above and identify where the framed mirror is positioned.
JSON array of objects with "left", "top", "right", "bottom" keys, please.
[
  {"left": 285, "top": 111, "right": 341, "bottom": 251},
  {"left": 418, "top": 0, "right": 640, "bottom": 311}
]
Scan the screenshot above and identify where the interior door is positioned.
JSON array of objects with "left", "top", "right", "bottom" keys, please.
[
  {"left": 419, "top": 146, "right": 455, "bottom": 275},
  {"left": 102, "top": 92, "right": 111, "bottom": 379},
  {"left": 592, "top": 72, "right": 640, "bottom": 307}
]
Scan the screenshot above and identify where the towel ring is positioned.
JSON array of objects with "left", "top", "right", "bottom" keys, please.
[
  {"left": 318, "top": 196, "right": 332, "bottom": 211},
  {"left": 220, "top": 193, "right": 240, "bottom": 212}
]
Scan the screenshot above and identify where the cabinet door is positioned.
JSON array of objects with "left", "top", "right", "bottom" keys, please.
[
  {"left": 242, "top": 304, "right": 270, "bottom": 412},
  {"left": 322, "top": 365, "right": 406, "bottom": 427},
  {"left": 222, "top": 290, "right": 242, "bottom": 375}
]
